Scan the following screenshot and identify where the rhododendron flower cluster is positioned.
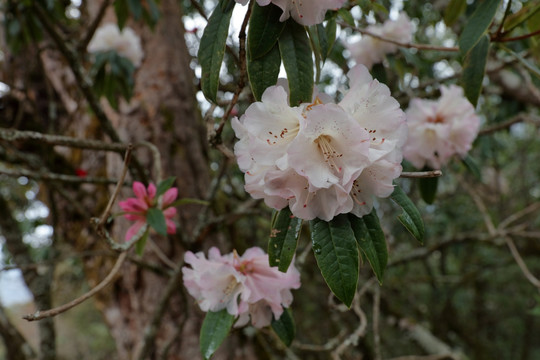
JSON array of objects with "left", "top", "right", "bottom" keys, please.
[
  {"left": 347, "top": 13, "right": 414, "bottom": 69},
  {"left": 182, "top": 247, "right": 300, "bottom": 328},
  {"left": 232, "top": 65, "right": 407, "bottom": 221},
  {"left": 88, "top": 23, "right": 144, "bottom": 67},
  {"left": 403, "top": 85, "right": 481, "bottom": 169},
  {"left": 235, "top": 0, "right": 346, "bottom": 26},
  {"left": 118, "top": 182, "right": 178, "bottom": 241}
]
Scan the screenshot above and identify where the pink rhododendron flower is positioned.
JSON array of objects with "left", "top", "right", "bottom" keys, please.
[
  {"left": 235, "top": 0, "right": 345, "bottom": 26},
  {"left": 182, "top": 247, "right": 301, "bottom": 328},
  {"left": 403, "top": 85, "right": 481, "bottom": 169},
  {"left": 118, "top": 181, "right": 178, "bottom": 241},
  {"left": 88, "top": 23, "right": 144, "bottom": 67},
  {"left": 232, "top": 65, "right": 407, "bottom": 220},
  {"left": 347, "top": 13, "right": 414, "bottom": 69}
]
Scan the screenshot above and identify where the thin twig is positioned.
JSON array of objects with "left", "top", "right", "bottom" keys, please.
[
  {"left": 340, "top": 22, "right": 459, "bottom": 52},
  {"left": 0, "top": 166, "right": 122, "bottom": 185},
  {"left": 400, "top": 170, "right": 443, "bottom": 178},
  {"left": 459, "top": 178, "right": 497, "bottom": 237},
  {"left": 373, "top": 286, "right": 382, "bottom": 360},
  {"left": 498, "top": 28, "right": 540, "bottom": 43},
  {"left": 80, "top": 0, "right": 112, "bottom": 51},
  {"left": 494, "top": 0, "right": 513, "bottom": 40},
  {"left": 498, "top": 202, "right": 540, "bottom": 230},
  {"left": 504, "top": 236, "right": 540, "bottom": 289},
  {"left": 0, "top": 128, "right": 127, "bottom": 152},
  {"left": 23, "top": 252, "right": 128, "bottom": 321},
  {"left": 99, "top": 145, "right": 133, "bottom": 224},
  {"left": 478, "top": 114, "right": 527, "bottom": 135}
]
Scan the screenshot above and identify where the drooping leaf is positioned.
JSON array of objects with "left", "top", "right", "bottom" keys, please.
[
  {"left": 458, "top": 0, "right": 500, "bottom": 55},
  {"left": 338, "top": 8, "right": 355, "bottom": 27},
  {"left": 127, "top": 0, "right": 142, "bottom": 19},
  {"left": 349, "top": 211, "right": 387, "bottom": 284},
  {"left": 156, "top": 176, "right": 177, "bottom": 197},
  {"left": 114, "top": 0, "right": 129, "bottom": 29},
  {"left": 247, "top": 43, "right": 281, "bottom": 101},
  {"left": 198, "top": 0, "right": 235, "bottom": 103},
  {"left": 248, "top": 3, "right": 286, "bottom": 60},
  {"left": 444, "top": 0, "right": 467, "bottom": 27},
  {"left": 279, "top": 19, "right": 314, "bottom": 106},
  {"left": 310, "top": 215, "right": 359, "bottom": 307},
  {"left": 325, "top": 17, "right": 338, "bottom": 58},
  {"left": 200, "top": 309, "right": 235, "bottom": 360},
  {"left": 271, "top": 308, "right": 295, "bottom": 346},
  {"left": 390, "top": 184, "right": 424, "bottom": 243},
  {"left": 146, "top": 207, "right": 167, "bottom": 236},
  {"left": 135, "top": 228, "right": 149, "bottom": 256},
  {"left": 419, "top": 176, "right": 439, "bottom": 205},
  {"left": 461, "top": 34, "right": 490, "bottom": 106},
  {"left": 316, "top": 23, "right": 329, "bottom": 62},
  {"left": 268, "top": 207, "right": 302, "bottom": 272}
]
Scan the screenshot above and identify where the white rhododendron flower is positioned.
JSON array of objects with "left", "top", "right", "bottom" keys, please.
[
  {"left": 88, "top": 23, "right": 144, "bottom": 67},
  {"left": 182, "top": 247, "right": 300, "bottom": 328},
  {"left": 235, "top": 0, "right": 346, "bottom": 26},
  {"left": 232, "top": 65, "right": 407, "bottom": 221},
  {"left": 403, "top": 85, "right": 481, "bottom": 169},
  {"left": 347, "top": 13, "right": 414, "bottom": 69}
]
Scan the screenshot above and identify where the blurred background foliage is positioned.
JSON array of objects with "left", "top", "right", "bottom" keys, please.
[{"left": 1, "top": 0, "right": 539, "bottom": 359}]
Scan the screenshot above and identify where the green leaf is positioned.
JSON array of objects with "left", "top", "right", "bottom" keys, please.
[
  {"left": 146, "top": 207, "right": 168, "bottom": 236},
  {"left": 114, "top": 0, "right": 129, "bottom": 29},
  {"left": 156, "top": 176, "right": 176, "bottom": 197},
  {"left": 127, "top": 0, "right": 142, "bottom": 19},
  {"left": 461, "top": 34, "right": 490, "bottom": 106},
  {"left": 200, "top": 309, "right": 235, "bottom": 360},
  {"left": 349, "top": 211, "right": 387, "bottom": 284},
  {"left": 198, "top": 0, "right": 235, "bottom": 103},
  {"left": 444, "top": 0, "right": 467, "bottom": 27},
  {"left": 458, "top": 0, "right": 500, "bottom": 55},
  {"left": 325, "top": 17, "right": 338, "bottom": 58},
  {"left": 247, "top": 43, "right": 281, "bottom": 101},
  {"left": 268, "top": 207, "right": 302, "bottom": 272},
  {"left": 310, "top": 214, "right": 359, "bottom": 307},
  {"left": 248, "top": 3, "right": 286, "bottom": 60},
  {"left": 338, "top": 8, "right": 355, "bottom": 27},
  {"left": 135, "top": 228, "right": 149, "bottom": 256},
  {"left": 419, "top": 176, "right": 439, "bottom": 205},
  {"left": 271, "top": 308, "right": 295, "bottom": 346},
  {"left": 390, "top": 184, "right": 424, "bottom": 243},
  {"left": 316, "top": 23, "right": 329, "bottom": 62},
  {"left": 279, "top": 19, "right": 314, "bottom": 105}
]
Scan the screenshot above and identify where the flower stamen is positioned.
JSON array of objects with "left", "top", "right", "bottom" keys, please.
[{"left": 316, "top": 135, "right": 343, "bottom": 173}]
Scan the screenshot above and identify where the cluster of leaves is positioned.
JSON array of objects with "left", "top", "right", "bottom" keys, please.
[
  {"left": 91, "top": 51, "right": 136, "bottom": 110},
  {"left": 113, "top": 0, "right": 160, "bottom": 29}
]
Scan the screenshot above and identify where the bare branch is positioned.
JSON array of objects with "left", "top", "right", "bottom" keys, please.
[
  {"left": 23, "top": 252, "right": 128, "bottom": 321},
  {"left": 340, "top": 22, "right": 459, "bottom": 52},
  {"left": 504, "top": 236, "right": 540, "bottom": 289},
  {"left": 401, "top": 170, "right": 443, "bottom": 178},
  {"left": 80, "top": 0, "right": 112, "bottom": 50}
]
